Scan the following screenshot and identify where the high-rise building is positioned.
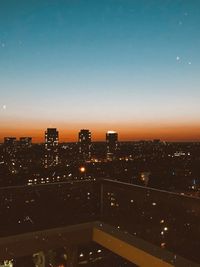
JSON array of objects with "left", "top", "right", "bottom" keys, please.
[
  {"left": 4, "top": 137, "right": 17, "bottom": 154},
  {"left": 4, "top": 137, "right": 17, "bottom": 146},
  {"left": 106, "top": 131, "right": 118, "bottom": 160},
  {"left": 3, "top": 137, "right": 17, "bottom": 173},
  {"left": 78, "top": 129, "right": 91, "bottom": 161},
  {"left": 19, "top": 137, "right": 32, "bottom": 148},
  {"left": 44, "top": 128, "right": 59, "bottom": 168}
]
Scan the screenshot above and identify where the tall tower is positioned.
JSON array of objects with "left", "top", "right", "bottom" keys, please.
[
  {"left": 106, "top": 131, "right": 118, "bottom": 160},
  {"left": 78, "top": 129, "right": 91, "bottom": 161},
  {"left": 44, "top": 128, "right": 59, "bottom": 168},
  {"left": 3, "top": 137, "right": 17, "bottom": 173}
]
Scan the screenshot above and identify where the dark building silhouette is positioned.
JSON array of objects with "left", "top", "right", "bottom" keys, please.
[
  {"left": 106, "top": 131, "right": 118, "bottom": 160},
  {"left": 19, "top": 137, "right": 32, "bottom": 148},
  {"left": 3, "top": 137, "right": 17, "bottom": 173},
  {"left": 4, "top": 137, "right": 17, "bottom": 146},
  {"left": 4, "top": 137, "right": 17, "bottom": 154},
  {"left": 44, "top": 128, "right": 59, "bottom": 168},
  {"left": 78, "top": 129, "right": 91, "bottom": 161}
]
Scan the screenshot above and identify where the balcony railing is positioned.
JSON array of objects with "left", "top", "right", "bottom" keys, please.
[{"left": 0, "top": 179, "right": 200, "bottom": 266}]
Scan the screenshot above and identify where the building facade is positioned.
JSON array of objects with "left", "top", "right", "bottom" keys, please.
[
  {"left": 19, "top": 137, "right": 32, "bottom": 148},
  {"left": 78, "top": 129, "right": 91, "bottom": 161},
  {"left": 44, "top": 128, "right": 59, "bottom": 168},
  {"left": 106, "top": 131, "right": 118, "bottom": 160}
]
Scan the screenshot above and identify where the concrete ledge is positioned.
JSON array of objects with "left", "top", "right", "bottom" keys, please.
[
  {"left": 93, "top": 226, "right": 173, "bottom": 267},
  {"left": 93, "top": 222, "right": 200, "bottom": 267}
]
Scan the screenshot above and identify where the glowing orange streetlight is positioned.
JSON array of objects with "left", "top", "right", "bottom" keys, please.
[
  {"left": 80, "top": 166, "right": 86, "bottom": 173},
  {"left": 79, "top": 166, "right": 86, "bottom": 179}
]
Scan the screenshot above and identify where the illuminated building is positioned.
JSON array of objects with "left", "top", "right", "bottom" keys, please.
[
  {"left": 106, "top": 131, "right": 118, "bottom": 160},
  {"left": 4, "top": 137, "right": 17, "bottom": 155},
  {"left": 44, "top": 128, "right": 59, "bottom": 168},
  {"left": 4, "top": 137, "right": 17, "bottom": 147},
  {"left": 3, "top": 137, "right": 17, "bottom": 173},
  {"left": 19, "top": 137, "right": 32, "bottom": 148},
  {"left": 78, "top": 129, "right": 91, "bottom": 161}
]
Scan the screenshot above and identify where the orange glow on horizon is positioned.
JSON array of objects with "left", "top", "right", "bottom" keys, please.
[{"left": 1, "top": 122, "right": 200, "bottom": 142}]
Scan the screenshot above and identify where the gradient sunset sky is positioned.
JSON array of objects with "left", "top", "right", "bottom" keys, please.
[{"left": 0, "top": 0, "right": 200, "bottom": 142}]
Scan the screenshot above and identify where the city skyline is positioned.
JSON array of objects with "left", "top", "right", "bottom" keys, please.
[
  {"left": 1, "top": 0, "right": 200, "bottom": 142},
  {"left": 1, "top": 125, "right": 200, "bottom": 143}
]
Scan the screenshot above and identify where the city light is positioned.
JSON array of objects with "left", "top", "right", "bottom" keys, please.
[
  {"left": 0, "top": 1, "right": 200, "bottom": 265},
  {"left": 80, "top": 166, "right": 86, "bottom": 173}
]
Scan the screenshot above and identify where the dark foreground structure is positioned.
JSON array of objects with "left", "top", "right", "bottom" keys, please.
[{"left": 0, "top": 179, "right": 200, "bottom": 266}]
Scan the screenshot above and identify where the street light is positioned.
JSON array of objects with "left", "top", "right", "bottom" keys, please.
[
  {"left": 79, "top": 166, "right": 86, "bottom": 179},
  {"left": 80, "top": 166, "right": 86, "bottom": 173}
]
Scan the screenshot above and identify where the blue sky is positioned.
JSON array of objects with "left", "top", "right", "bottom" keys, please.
[{"left": 0, "top": 0, "right": 200, "bottom": 141}]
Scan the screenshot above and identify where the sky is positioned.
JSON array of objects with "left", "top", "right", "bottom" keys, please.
[{"left": 0, "top": 0, "right": 200, "bottom": 142}]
